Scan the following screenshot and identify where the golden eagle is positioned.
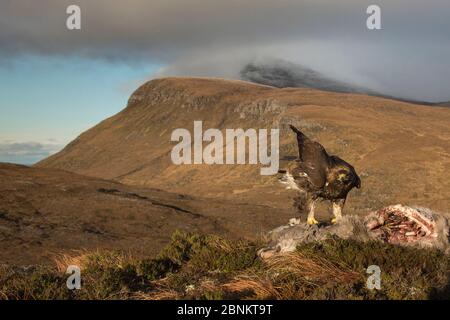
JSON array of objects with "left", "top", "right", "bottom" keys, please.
[{"left": 281, "top": 125, "right": 361, "bottom": 225}]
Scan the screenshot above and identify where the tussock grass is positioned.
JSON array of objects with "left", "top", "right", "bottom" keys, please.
[
  {"left": 266, "top": 252, "right": 361, "bottom": 285},
  {"left": 222, "top": 274, "right": 283, "bottom": 299},
  {"left": 0, "top": 231, "right": 449, "bottom": 300}
]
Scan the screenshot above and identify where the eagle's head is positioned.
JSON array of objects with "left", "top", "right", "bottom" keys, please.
[{"left": 324, "top": 156, "right": 361, "bottom": 199}]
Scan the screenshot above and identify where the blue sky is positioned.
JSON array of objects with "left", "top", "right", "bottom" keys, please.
[{"left": 0, "top": 55, "right": 159, "bottom": 164}]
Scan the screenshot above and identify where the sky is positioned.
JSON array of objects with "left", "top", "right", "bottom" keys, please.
[
  {"left": 0, "top": 56, "right": 159, "bottom": 164},
  {"left": 1, "top": 0, "right": 450, "bottom": 164}
]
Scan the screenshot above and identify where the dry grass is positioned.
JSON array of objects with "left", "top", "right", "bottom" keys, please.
[
  {"left": 266, "top": 252, "right": 361, "bottom": 285},
  {"left": 133, "top": 278, "right": 180, "bottom": 300},
  {"left": 53, "top": 249, "right": 135, "bottom": 273},
  {"left": 222, "top": 274, "right": 283, "bottom": 299},
  {"left": 53, "top": 250, "right": 91, "bottom": 273},
  {"left": 220, "top": 252, "right": 361, "bottom": 299}
]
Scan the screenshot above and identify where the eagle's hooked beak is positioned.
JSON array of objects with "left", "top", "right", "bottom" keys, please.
[{"left": 355, "top": 176, "right": 361, "bottom": 189}]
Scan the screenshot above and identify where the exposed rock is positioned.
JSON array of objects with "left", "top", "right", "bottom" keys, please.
[{"left": 258, "top": 205, "right": 450, "bottom": 259}]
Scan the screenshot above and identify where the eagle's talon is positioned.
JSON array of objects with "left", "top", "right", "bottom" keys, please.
[
  {"left": 307, "top": 217, "right": 319, "bottom": 225},
  {"left": 331, "top": 218, "right": 339, "bottom": 224}
]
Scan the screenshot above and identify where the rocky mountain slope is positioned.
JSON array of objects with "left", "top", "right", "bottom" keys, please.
[{"left": 36, "top": 77, "right": 450, "bottom": 217}]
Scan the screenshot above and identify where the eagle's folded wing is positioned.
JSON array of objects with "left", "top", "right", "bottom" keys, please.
[{"left": 290, "top": 125, "right": 329, "bottom": 188}]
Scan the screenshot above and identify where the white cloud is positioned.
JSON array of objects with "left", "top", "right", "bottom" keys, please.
[{"left": 0, "top": 141, "right": 64, "bottom": 165}]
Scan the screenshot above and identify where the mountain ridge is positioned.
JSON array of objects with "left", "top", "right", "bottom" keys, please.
[
  {"left": 239, "top": 60, "right": 446, "bottom": 106},
  {"left": 37, "top": 77, "right": 450, "bottom": 216}
]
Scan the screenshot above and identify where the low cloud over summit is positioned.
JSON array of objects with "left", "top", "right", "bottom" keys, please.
[{"left": 1, "top": 0, "right": 450, "bottom": 101}]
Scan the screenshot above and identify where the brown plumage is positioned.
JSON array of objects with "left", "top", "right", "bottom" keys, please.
[{"left": 283, "top": 125, "right": 361, "bottom": 225}]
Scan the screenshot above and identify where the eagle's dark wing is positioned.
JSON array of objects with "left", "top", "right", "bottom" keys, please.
[{"left": 290, "top": 125, "right": 330, "bottom": 188}]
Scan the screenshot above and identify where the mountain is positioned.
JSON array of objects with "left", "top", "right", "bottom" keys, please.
[
  {"left": 36, "top": 77, "right": 450, "bottom": 217},
  {"left": 438, "top": 101, "right": 450, "bottom": 107},
  {"left": 240, "top": 59, "right": 375, "bottom": 94},
  {"left": 240, "top": 60, "right": 445, "bottom": 106}
]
